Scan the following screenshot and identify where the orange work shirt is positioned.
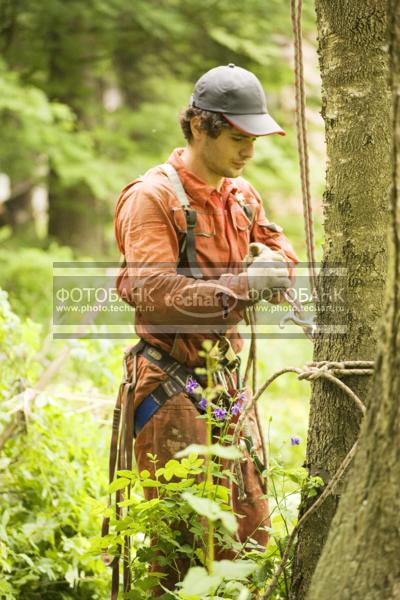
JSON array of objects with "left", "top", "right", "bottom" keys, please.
[{"left": 114, "top": 148, "right": 299, "bottom": 401}]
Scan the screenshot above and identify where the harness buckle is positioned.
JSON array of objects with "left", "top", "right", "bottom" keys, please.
[
  {"left": 161, "top": 379, "right": 180, "bottom": 397},
  {"left": 218, "top": 337, "right": 240, "bottom": 370},
  {"left": 147, "top": 347, "right": 162, "bottom": 361}
]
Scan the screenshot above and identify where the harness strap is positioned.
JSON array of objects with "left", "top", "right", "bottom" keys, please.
[
  {"left": 160, "top": 163, "right": 190, "bottom": 208},
  {"left": 134, "top": 380, "right": 204, "bottom": 436},
  {"left": 160, "top": 163, "right": 204, "bottom": 280},
  {"left": 184, "top": 208, "right": 204, "bottom": 279},
  {"left": 136, "top": 342, "right": 203, "bottom": 390},
  {"left": 242, "top": 203, "right": 253, "bottom": 221},
  {"left": 132, "top": 342, "right": 206, "bottom": 437}
]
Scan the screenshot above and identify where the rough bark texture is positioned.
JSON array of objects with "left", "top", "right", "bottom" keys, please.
[
  {"left": 306, "top": 2, "right": 400, "bottom": 598},
  {"left": 290, "top": 2, "right": 392, "bottom": 597}
]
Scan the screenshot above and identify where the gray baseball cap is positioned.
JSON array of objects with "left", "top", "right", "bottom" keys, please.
[{"left": 190, "top": 63, "right": 285, "bottom": 136}]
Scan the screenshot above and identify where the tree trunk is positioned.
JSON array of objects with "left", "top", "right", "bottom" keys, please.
[
  {"left": 306, "top": 2, "right": 400, "bottom": 598},
  {"left": 46, "top": 26, "right": 106, "bottom": 254},
  {"left": 290, "top": 2, "right": 392, "bottom": 597},
  {"left": 48, "top": 173, "right": 107, "bottom": 254}
]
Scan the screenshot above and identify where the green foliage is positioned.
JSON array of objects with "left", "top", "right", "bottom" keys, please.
[
  {"left": 0, "top": 59, "right": 118, "bottom": 199},
  {"left": 0, "top": 289, "right": 41, "bottom": 397},
  {"left": 100, "top": 443, "right": 320, "bottom": 599},
  {"left": 0, "top": 291, "right": 110, "bottom": 599},
  {"left": 0, "top": 399, "right": 109, "bottom": 599},
  {"left": 0, "top": 244, "right": 73, "bottom": 324},
  {"left": 99, "top": 341, "right": 317, "bottom": 599},
  {"left": 0, "top": 0, "right": 323, "bottom": 255}
]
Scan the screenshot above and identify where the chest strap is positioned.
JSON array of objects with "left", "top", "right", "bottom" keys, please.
[{"left": 160, "top": 163, "right": 204, "bottom": 280}]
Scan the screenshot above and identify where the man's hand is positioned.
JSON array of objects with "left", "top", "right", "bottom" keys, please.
[{"left": 245, "top": 242, "right": 290, "bottom": 300}]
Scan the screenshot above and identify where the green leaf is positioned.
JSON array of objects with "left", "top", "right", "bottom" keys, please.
[
  {"left": 212, "top": 559, "right": 257, "bottom": 580},
  {"left": 109, "top": 477, "right": 130, "bottom": 493},
  {"left": 117, "top": 470, "right": 135, "bottom": 479},
  {"left": 175, "top": 443, "right": 242, "bottom": 460},
  {"left": 178, "top": 566, "right": 222, "bottom": 595},
  {"left": 182, "top": 493, "right": 237, "bottom": 533},
  {"left": 141, "top": 480, "right": 161, "bottom": 488}
]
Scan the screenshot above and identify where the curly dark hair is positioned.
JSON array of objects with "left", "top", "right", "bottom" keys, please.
[{"left": 179, "top": 106, "right": 231, "bottom": 143}]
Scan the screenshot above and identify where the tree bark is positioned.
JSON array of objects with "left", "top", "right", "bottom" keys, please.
[
  {"left": 306, "top": 2, "right": 400, "bottom": 598},
  {"left": 290, "top": 2, "right": 392, "bottom": 597}
]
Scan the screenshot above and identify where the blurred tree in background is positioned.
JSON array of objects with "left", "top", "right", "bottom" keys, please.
[{"left": 0, "top": 0, "right": 322, "bottom": 256}]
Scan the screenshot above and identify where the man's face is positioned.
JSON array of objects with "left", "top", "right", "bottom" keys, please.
[{"left": 197, "top": 125, "right": 257, "bottom": 179}]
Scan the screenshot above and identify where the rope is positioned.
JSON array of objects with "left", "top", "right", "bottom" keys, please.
[
  {"left": 243, "top": 307, "right": 256, "bottom": 386},
  {"left": 248, "top": 307, "right": 269, "bottom": 482},
  {"left": 230, "top": 360, "right": 372, "bottom": 599},
  {"left": 290, "top": 0, "right": 318, "bottom": 295}
]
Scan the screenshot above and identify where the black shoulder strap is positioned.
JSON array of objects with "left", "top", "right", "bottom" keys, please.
[
  {"left": 160, "top": 165, "right": 255, "bottom": 278},
  {"left": 160, "top": 163, "right": 203, "bottom": 280}
]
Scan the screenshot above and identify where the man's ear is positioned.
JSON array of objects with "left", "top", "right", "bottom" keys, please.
[{"left": 190, "top": 116, "right": 203, "bottom": 141}]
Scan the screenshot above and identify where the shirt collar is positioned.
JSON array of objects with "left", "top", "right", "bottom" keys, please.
[{"left": 167, "top": 148, "right": 238, "bottom": 207}]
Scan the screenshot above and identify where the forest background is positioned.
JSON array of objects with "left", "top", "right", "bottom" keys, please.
[{"left": 0, "top": 1, "right": 326, "bottom": 598}]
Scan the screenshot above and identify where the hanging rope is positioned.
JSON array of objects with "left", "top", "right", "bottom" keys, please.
[{"left": 290, "top": 0, "right": 318, "bottom": 296}]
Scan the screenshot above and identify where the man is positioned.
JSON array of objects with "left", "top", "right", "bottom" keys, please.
[{"left": 114, "top": 64, "right": 299, "bottom": 589}]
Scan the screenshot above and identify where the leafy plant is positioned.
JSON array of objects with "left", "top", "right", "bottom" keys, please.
[
  {"left": 0, "top": 289, "right": 110, "bottom": 599},
  {"left": 0, "top": 398, "right": 110, "bottom": 599},
  {"left": 100, "top": 341, "right": 321, "bottom": 598}
]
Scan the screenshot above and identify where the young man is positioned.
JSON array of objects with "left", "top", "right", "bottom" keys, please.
[{"left": 114, "top": 64, "right": 299, "bottom": 589}]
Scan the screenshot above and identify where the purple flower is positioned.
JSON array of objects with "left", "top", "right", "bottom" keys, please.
[
  {"left": 185, "top": 376, "right": 199, "bottom": 394},
  {"left": 199, "top": 398, "right": 208, "bottom": 411},
  {"left": 236, "top": 391, "right": 247, "bottom": 402},
  {"left": 231, "top": 402, "right": 242, "bottom": 416},
  {"left": 291, "top": 436, "right": 301, "bottom": 446},
  {"left": 213, "top": 407, "right": 227, "bottom": 420}
]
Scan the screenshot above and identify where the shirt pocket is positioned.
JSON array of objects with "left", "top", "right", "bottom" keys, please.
[{"left": 232, "top": 206, "right": 252, "bottom": 232}]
